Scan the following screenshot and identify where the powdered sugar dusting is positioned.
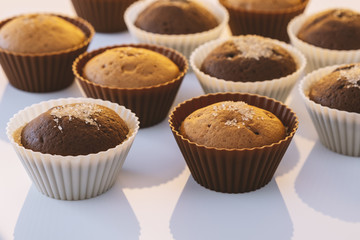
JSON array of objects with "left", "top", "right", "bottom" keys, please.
[
  {"left": 225, "top": 118, "right": 238, "bottom": 127},
  {"left": 211, "top": 101, "right": 255, "bottom": 128},
  {"left": 50, "top": 103, "right": 103, "bottom": 130},
  {"left": 232, "top": 36, "right": 275, "bottom": 60},
  {"left": 338, "top": 65, "right": 360, "bottom": 89}
]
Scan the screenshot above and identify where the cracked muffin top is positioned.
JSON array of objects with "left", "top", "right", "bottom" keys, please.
[
  {"left": 200, "top": 36, "right": 297, "bottom": 82},
  {"left": 180, "top": 101, "right": 286, "bottom": 149}
]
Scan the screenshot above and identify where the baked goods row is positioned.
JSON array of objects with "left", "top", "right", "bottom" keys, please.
[{"left": 2, "top": 0, "right": 360, "bottom": 201}]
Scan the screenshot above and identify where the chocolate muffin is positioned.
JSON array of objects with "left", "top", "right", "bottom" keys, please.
[
  {"left": 308, "top": 63, "right": 360, "bottom": 113},
  {"left": 134, "top": 0, "right": 218, "bottom": 35},
  {"left": 297, "top": 9, "right": 360, "bottom": 50},
  {"left": 20, "top": 103, "right": 129, "bottom": 156},
  {"left": 180, "top": 101, "right": 286, "bottom": 149},
  {"left": 0, "top": 14, "right": 86, "bottom": 54},
  {"left": 83, "top": 47, "right": 180, "bottom": 88},
  {"left": 200, "top": 36, "right": 297, "bottom": 82}
]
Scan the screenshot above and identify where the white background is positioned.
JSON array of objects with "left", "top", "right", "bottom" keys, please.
[{"left": 0, "top": 0, "right": 359, "bottom": 239}]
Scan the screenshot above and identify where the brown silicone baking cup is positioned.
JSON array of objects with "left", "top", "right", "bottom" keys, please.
[
  {"left": 71, "top": 0, "right": 136, "bottom": 32},
  {"left": 219, "top": 0, "right": 309, "bottom": 42},
  {"left": 0, "top": 14, "right": 94, "bottom": 93},
  {"left": 169, "top": 93, "right": 299, "bottom": 193},
  {"left": 73, "top": 44, "right": 188, "bottom": 128}
]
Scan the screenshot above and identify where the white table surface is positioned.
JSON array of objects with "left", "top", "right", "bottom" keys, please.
[{"left": 0, "top": 0, "right": 360, "bottom": 239}]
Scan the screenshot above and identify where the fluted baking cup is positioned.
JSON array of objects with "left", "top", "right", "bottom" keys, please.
[
  {"left": 299, "top": 65, "right": 360, "bottom": 156},
  {"left": 288, "top": 14, "right": 360, "bottom": 73},
  {"left": 169, "top": 93, "right": 298, "bottom": 193},
  {"left": 124, "top": 0, "right": 229, "bottom": 59},
  {"left": 71, "top": 0, "right": 136, "bottom": 32},
  {"left": 6, "top": 97, "right": 139, "bottom": 200},
  {"left": 0, "top": 14, "right": 94, "bottom": 92},
  {"left": 73, "top": 44, "right": 188, "bottom": 128},
  {"left": 190, "top": 35, "right": 306, "bottom": 103},
  {"left": 220, "top": 0, "right": 308, "bottom": 42}
]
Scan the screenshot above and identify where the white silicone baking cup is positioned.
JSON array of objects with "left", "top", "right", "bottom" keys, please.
[
  {"left": 299, "top": 65, "right": 360, "bottom": 157},
  {"left": 190, "top": 35, "right": 306, "bottom": 103},
  {"left": 288, "top": 13, "right": 360, "bottom": 73},
  {"left": 6, "top": 97, "right": 139, "bottom": 200},
  {"left": 124, "top": 0, "right": 229, "bottom": 59}
]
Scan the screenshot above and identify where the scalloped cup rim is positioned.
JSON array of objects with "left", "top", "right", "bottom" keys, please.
[
  {"left": 169, "top": 92, "right": 299, "bottom": 152},
  {"left": 190, "top": 35, "right": 307, "bottom": 85},
  {"left": 299, "top": 64, "right": 360, "bottom": 117},
  {"left": 219, "top": 0, "right": 309, "bottom": 14},
  {"left": 288, "top": 12, "right": 360, "bottom": 54},
  {"left": 73, "top": 44, "right": 188, "bottom": 91},
  {"left": 0, "top": 13, "right": 95, "bottom": 57},
  {"left": 6, "top": 97, "right": 140, "bottom": 159},
  {"left": 124, "top": 0, "right": 229, "bottom": 39}
]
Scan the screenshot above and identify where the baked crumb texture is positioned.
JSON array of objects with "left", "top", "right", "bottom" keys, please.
[
  {"left": 20, "top": 103, "right": 129, "bottom": 156},
  {"left": 180, "top": 101, "right": 286, "bottom": 149}
]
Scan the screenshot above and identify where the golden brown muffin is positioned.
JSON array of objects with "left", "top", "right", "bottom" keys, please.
[
  {"left": 20, "top": 103, "right": 129, "bottom": 156},
  {"left": 134, "top": 0, "right": 218, "bottom": 35},
  {"left": 0, "top": 14, "right": 86, "bottom": 54},
  {"left": 297, "top": 9, "right": 360, "bottom": 50},
  {"left": 180, "top": 101, "right": 286, "bottom": 149},
  {"left": 200, "top": 36, "right": 297, "bottom": 82},
  {"left": 83, "top": 47, "right": 180, "bottom": 88},
  {"left": 223, "top": 0, "right": 302, "bottom": 11},
  {"left": 309, "top": 63, "right": 360, "bottom": 113}
]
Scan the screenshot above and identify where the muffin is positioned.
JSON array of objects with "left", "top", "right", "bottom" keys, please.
[
  {"left": 299, "top": 64, "right": 360, "bottom": 156},
  {"left": 288, "top": 9, "right": 360, "bottom": 72},
  {"left": 180, "top": 101, "right": 286, "bottom": 149},
  {"left": 190, "top": 35, "right": 306, "bottom": 102},
  {"left": 20, "top": 103, "right": 129, "bottom": 156},
  {"left": 134, "top": 0, "right": 218, "bottom": 34},
  {"left": 297, "top": 9, "right": 360, "bottom": 51},
  {"left": 308, "top": 64, "right": 360, "bottom": 113},
  {"left": 219, "top": 0, "right": 309, "bottom": 42},
  {"left": 169, "top": 93, "right": 298, "bottom": 193},
  {"left": 6, "top": 97, "right": 139, "bottom": 200},
  {"left": 83, "top": 47, "right": 179, "bottom": 88},
  {"left": 73, "top": 44, "right": 188, "bottom": 128},
  {"left": 124, "top": 0, "right": 229, "bottom": 58},
  {"left": 0, "top": 13, "right": 94, "bottom": 92},
  {"left": 0, "top": 14, "right": 86, "bottom": 53},
  {"left": 200, "top": 36, "right": 297, "bottom": 82},
  {"left": 71, "top": 0, "right": 136, "bottom": 32}
]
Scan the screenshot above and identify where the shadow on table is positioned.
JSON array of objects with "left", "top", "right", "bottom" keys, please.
[
  {"left": 170, "top": 178, "right": 293, "bottom": 240},
  {"left": 285, "top": 82, "right": 318, "bottom": 142},
  {"left": 14, "top": 184, "right": 140, "bottom": 240},
  {"left": 111, "top": 71, "right": 203, "bottom": 189},
  {"left": 295, "top": 142, "right": 360, "bottom": 222},
  {"left": 119, "top": 119, "right": 187, "bottom": 188},
  {"left": 274, "top": 137, "right": 300, "bottom": 177},
  {"left": 0, "top": 82, "right": 82, "bottom": 142}
]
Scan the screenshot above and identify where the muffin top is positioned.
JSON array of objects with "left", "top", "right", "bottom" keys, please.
[
  {"left": 221, "top": 0, "right": 303, "bottom": 11},
  {"left": 134, "top": 0, "right": 219, "bottom": 34},
  {"left": 200, "top": 36, "right": 297, "bottom": 82},
  {"left": 297, "top": 9, "right": 360, "bottom": 50},
  {"left": 0, "top": 14, "right": 86, "bottom": 54},
  {"left": 20, "top": 103, "right": 129, "bottom": 156},
  {"left": 83, "top": 47, "right": 180, "bottom": 88},
  {"left": 308, "top": 64, "right": 360, "bottom": 113},
  {"left": 180, "top": 101, "right": 286, "bottom": 149}
]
